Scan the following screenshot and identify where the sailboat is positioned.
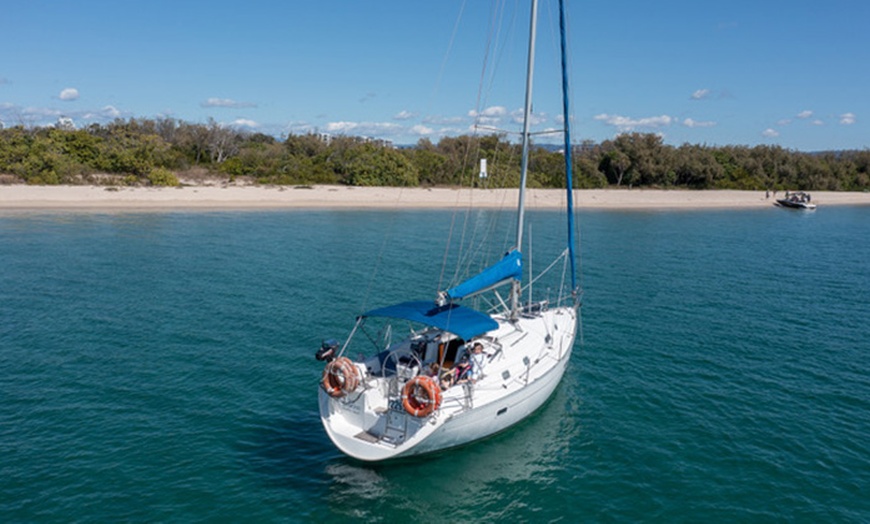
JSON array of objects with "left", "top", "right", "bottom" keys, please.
[{"left": 315, "top": 0, "right": 580, "bottom": 462}]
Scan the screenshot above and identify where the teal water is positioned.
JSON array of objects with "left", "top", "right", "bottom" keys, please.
[{"left": 1, "top": 206, "right": 868, "bottom": 522}]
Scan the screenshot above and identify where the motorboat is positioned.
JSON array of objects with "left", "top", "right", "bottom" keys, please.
[{"left": 776, "top": 191, "right": 816, "bottom": 210}]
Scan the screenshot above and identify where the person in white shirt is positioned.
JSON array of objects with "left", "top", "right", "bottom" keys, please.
[{"left": 468, "top": 342, "right": 487, "bottom": 382}]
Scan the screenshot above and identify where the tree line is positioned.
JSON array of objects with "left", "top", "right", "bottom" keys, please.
[{"left": 0, "top": 117, "right": 867, "bottom": 191}]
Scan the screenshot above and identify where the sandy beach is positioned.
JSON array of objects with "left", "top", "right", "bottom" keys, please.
[{"left": 1, "top": 184, "right": 868, "bottom": 211}]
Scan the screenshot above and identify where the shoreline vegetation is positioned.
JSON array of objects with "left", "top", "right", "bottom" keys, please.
[
  {"left": 2, "top": 118, "right": 869, "bottom": 211},
  {"left": 1, "top": 119, "right": 868, "bottom": 192},
  {"left": 2, "top": 184, "right": 869, "bottom": 211}
]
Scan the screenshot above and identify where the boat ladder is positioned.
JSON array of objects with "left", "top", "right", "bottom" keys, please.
[{"left": 381, "top": 404, "right": 408, "bottom": 445}]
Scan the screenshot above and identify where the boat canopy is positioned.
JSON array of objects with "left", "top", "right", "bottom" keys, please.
[
  {"left": 444, "top": 250, "right": 523, "bottom": 302},
  {"left": 362, "top": 300, "right": 498, "bottom": 341}
]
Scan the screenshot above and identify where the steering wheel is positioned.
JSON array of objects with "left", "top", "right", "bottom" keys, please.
[{"left": 380, "top": 349, "right": 422, "bottom": 383}]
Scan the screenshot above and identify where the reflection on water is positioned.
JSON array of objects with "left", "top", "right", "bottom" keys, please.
[{"left": 325, "top": 463, "right": 388, "bottom": 500}]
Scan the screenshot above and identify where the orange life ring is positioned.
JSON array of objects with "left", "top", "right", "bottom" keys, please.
[
  {"left": 402, "top": 375, "right": 442, "bottom": 417},
  {"left": 321, "top": 357, "right": 360, "bottom": 398}
]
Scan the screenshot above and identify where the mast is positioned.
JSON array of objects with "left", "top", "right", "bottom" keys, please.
[
  {"left": 559, "top": 0, "right": 577, "bottom": 293},
  {"left": 511, "top": 0, "right": 538, "bottom": 319}
]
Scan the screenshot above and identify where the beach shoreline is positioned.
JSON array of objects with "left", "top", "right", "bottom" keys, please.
[{"left": 1, "top": 184, "right": 868, "bottom": 211}]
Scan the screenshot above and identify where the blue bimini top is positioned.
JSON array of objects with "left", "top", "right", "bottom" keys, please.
[{"left": 362, "top": 300, "right": 498, "bottom": 341}]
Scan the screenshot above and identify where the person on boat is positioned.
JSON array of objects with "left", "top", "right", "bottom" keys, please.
[
  {"left": 468, "top": 342, "right": 487, "bottom": 382},
  {"left": 425, "top": 362, "right": 452, "bottom": 390},
  {"left": 452, "top": 353, "right": 472, "bottom": 384},
  {"left": 455, "top": 342, "right": 487, "bottom": 384}
]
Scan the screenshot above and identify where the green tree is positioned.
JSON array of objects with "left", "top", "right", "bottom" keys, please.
[
  {"left": 148, "top": 167, "right": 180, "bottom": 186},
  {"left": 334, "top": 142, "right": 419, "bottom": 186},
  {"left": 599, "top": 150, "right": 631, "bottom": 186},
  {"left": 529, "top": 147, "right": 566, "bottom": 188},
  {"left": 409, "top": 146, "right": 449, "bottom": 186}
]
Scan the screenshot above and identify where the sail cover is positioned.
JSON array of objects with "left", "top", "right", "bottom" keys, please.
[
  {"left": 445, "top": 250, "right": 523, "bottom": 301},
  {"left": 363, "top": 301, "right": 498, "bottom": 340}
]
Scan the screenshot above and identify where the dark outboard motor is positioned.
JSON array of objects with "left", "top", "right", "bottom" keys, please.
[{"left": 315, "top": 339, "right": 339, "bottom": 362}]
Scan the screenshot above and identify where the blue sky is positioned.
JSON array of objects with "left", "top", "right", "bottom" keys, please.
[{"left": 1, "top": 0, "right": 867, "bottom": 151}]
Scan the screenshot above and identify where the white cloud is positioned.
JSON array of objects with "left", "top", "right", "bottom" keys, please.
[
  {"left": 59, "top": 88, "right": 79, "bottom": 101},
  {"left": 474, "top": 106, "right": 507, "bottom": 117},
  {"left": 509, "top": 108, "right": 547, "bottom": 126},
  {"left": 324, "top": 121, "right": 403, "bottom": 136},
  {"left": 468, "top": 105, "right": 550, "bottom": 128},
  {"left": 796, "top": 110, "right": 813, "bottom": 119},
  {"left": 102, "top": 105, "right": 121, "bottom": 118},
  {"left": 594, "top": 113, "right": 673, "bottom": 131},
  {"left": 0, "top": 101, "right": 130, "bottom": 127},
  {"left": 285, "top": 121, "right": 316, "bottom": 135},
  {"left": 23, "top": 106, "right": 63, "bottom": 118},
  {"left": 201, "top": 97, "right": 256, "bottom": 108},
  {"left": 690, "top": 89, "right": 711, "bottom": 100},
  {"left": 393, "top": 110, "right": 416, "bottom": 121},
  {"left": 777, "top": 119, "right": 792, "bottom": 126},
  {"left": 840, "top": 112, "right": 856, "bottom": 125},
  {"left": 469, "top": 106, "right": 507, "bottom": 123},
  {"left": 683, "top": 118, "right": 716, "bottom": 128},
  {"left": 325, "top": 121, "right": 359, "bottom": 133},
  {"left": 812, "top": 119, "right": 824, "bottom": 126},
  {"left": 762, "top": 128, "right": 779, "bottom": 138},
  {"left": 423, "top": 115, "right": 465, "bottom": 125},
  {"left": 410, "top": 124, "right": 433, "bottom": 135},
  {"left": 80, "top": 105, "right": 122, "bottom": 120},
  {"left": 232, "top": 119, "right": 258, "bottom": 128},
  {"left": 468, "top": 106, "right": 508, "bottom": 126}
]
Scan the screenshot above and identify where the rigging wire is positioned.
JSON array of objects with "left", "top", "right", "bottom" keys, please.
[
  {"left": 429, "top": 1, "right": 468, "bottom": 106},
  {"left": 439, "top": 0, "right": 508, "bottom": 295},
  {"left": 435, "top": 0, "right": 582, "bottom": 305}
]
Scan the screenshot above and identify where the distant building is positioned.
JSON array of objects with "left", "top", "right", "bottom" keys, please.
[{"left": 316, "top": 132, "right": 332, "bottom": 144}]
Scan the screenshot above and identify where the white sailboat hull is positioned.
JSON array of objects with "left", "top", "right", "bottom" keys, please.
[
  {"left": 319, "top": 306, "right": 576, "bottom": 462},
  {"left": 409, "top": 341, "right": 571, "bottom": 456}
]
